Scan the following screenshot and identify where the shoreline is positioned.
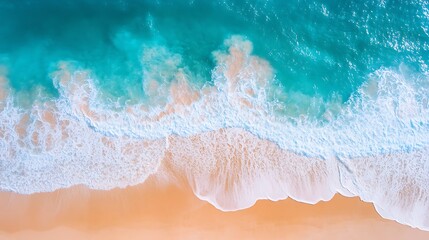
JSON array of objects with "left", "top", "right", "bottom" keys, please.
[{"left": 1, "top": 178, "right": 428, "bottom": 240}]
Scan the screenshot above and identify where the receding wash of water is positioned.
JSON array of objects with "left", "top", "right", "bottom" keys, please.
[{"left": 0, "top": 0, "right": 429, "bottom": 233}]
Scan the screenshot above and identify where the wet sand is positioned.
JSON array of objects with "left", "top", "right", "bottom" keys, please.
[{"left": 0, "top": 177, "right": 428, "bottom": 240}]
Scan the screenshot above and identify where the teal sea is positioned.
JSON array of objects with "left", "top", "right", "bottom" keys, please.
[{"left": 1, "top": 0, "right": 429, "bottom": 231}]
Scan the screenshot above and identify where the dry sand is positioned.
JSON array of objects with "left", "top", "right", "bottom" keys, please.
[{"left": 0, "top": 176, "right": 428, "bottom": 240}]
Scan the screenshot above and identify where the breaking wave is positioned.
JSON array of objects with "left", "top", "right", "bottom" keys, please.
[{"left": 0, "top": 36, "right": 428, "bottom": 230}]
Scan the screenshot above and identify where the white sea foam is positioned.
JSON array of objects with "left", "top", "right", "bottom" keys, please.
[{"left": 0, "top": 36, "right": 428, "bottom": 230}]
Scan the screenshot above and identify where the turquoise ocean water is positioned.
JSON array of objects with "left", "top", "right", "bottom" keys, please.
[
  {"left": 2, "top": 0, "right": 427, "bottom": 109},
  {"left": 1, "top": 0, "right": 429, "bottom": 230}
]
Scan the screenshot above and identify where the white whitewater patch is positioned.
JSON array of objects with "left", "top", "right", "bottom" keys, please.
[
  {"left": 0, "top": 36, "right": 428, "bottom": 230},
  {"left": 0, "top": 67, "right": 166, "bottom": 192}
]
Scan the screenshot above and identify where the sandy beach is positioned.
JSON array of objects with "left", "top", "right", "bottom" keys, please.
[{"left": 1, "top": 176, "right": 428, "bottom": 240}]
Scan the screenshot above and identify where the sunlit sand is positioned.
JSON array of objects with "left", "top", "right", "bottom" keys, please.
[{"left": 1, "top": 179, "right": 428, "bottom": 240}]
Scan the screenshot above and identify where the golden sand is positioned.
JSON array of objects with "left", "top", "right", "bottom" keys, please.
[{"left": 0, "top": 177, "right": 428, "bottom": 240}]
